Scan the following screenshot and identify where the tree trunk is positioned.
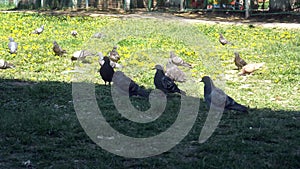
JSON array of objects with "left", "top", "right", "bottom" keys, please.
[
  {"left": 269, "top": 0, "right": 292, "bottom": 11},
  {"left": 124, "top": 0, "right": 130, "bottom": 10},
  {"left": 179, "top": 0, "right": 184, "bottom": 11}
]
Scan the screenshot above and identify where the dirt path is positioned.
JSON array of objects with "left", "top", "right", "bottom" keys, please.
[{"left": 2, "top": 10, "right": 300, "bottom": 29}]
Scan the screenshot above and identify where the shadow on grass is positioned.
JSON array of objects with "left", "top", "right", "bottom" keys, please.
[{"left": 0, "top": 78, "right": 299, "bottom": 168}]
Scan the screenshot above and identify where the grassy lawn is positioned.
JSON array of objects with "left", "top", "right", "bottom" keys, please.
[{"left": 0, "top": 12, "right": 299, "bottom": 168}]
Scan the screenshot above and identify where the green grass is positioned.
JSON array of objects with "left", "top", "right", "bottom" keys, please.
[{"left": 0, "top": 12, "right": 300, "bottom": 168}]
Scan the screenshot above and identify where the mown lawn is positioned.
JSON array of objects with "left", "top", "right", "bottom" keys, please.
[{"left": 0, "top": 12, "right": 299, "bottom": 168}]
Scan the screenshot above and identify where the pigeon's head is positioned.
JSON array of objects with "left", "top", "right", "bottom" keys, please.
[
  {"left": 234, "top": 52, "right": 240, "bottom": 58},
  {"left": 53, "top": 41, "right": 57, "bottom": 45},
  {"left": 219, "top": 33, "right": 223, "bottom": 38},
  {"left": 153, "top": 64, "right": 164, "bottom": 71},
  {"left": 41, "top": 25, "right": 44, "bottom": 29},
  {"left": 71, "top": 30, "right": 77, "bottom": 35},
  {"left": 113, "top": 46, "right": 118, "bottom": 50},
  {"left": 103, "top": 56, "right": 110, "bottom": 62},
  {"left": 9, "top": 37, "right": 14, "bottom": 41},
  {"left": 170, "top": 51, "right": 175, "bottom": 58},
  {"left": 200, "top": 76, "right": 212, "bottom": 84}
]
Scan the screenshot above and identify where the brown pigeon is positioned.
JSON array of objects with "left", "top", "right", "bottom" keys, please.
[
  {"left": 234, "top": 52, "right": 247, "bottom": 70},
  {"left": 201, "top": 76, "right": 248, "bottom": 113},
  {"left": 109, "top": 46, "right": 120, "bottom": 63},
  {"left": 239, "top": 63, "right": 265, "bottom": 76},
  {"left": 53, "top": 41, "right": 66, "bottom": 56}
]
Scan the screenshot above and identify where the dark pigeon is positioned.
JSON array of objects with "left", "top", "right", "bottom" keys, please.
[
  {"left": 109, "top": 46, "right": 120, "bottom": 63},
  {"left": 153, "top": 64, "right": 186, "bottom": 95},
  {"left": 100, "top": 56, "right": 115, "bottom": 85},
  {"left": 112, "top": 71, "right": 148, "bottom": 97},
  {"left": 0, "top": 59, "right": 14, "bottom": 69},
  {"left": 8, "top": 37, "right": 18, "bottom": 54},
  {"left": 234, "top": 52, "right": 247, "bottom": 70},
  {"left": 219, "top": 33, "right": 233, "bottom": 46},
  {"left": 53, "top": 41, "right": 66, "bottom": 56},
  {"left": 71, "top": 30, "right": 78, "bottom": 37},
  {"left": 32, "top": 25, "right": 44, "bottom": 35},
  {"left": 200, "top": 76, "right": 248, "bottom": 113},
  {"left": 170, "top": 51, "right": 192, "bottom": 68},
  {"left": 165, "top": 59, "right": 186, "bottom": 83}
]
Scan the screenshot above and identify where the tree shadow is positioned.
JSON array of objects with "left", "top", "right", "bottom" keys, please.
[{"left": 0, "top": 78, "right": 299, "bottom": 168}]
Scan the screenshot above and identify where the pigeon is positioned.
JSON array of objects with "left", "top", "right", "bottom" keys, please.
[
  {"left": 71, "top": 50, "right": 93, "bottom": 61},
  {"left": 71, "top": 30, "right": 78, "bottom": 37},
  {"left": 108, "top": 46, "right": 120, "bottom": 62},
  {"left": 153, "top": 64, "right": 186, "bottom": 95},
  {"left": 165, "top": 59, "right": 186, "bottom": 82},
  {"left": 92, "top": 32, "right": 104, "bottom": 38},
  {"left": 219, "top": 33, "right": 233, "bottom": 46},
  {"left": 239, "top": 63, "right": 265, "bottom": 76},
  {"left": 170, "top": 51, "right": 192, "bottom": 68},
  {"left": 32, "top": 25, "right": 44, "bottom": 35},
  {"left": 0, "top": 59, "right": 14, "bottom": 69},
  {"left": 234, "top": 52, "right": 247, "bottom": 70},
  {"left": 53, "top": 41, "right": 66, "bottom": 56},
  {"left": 200, "top": 76, "right": 248, "bottom": 113},
  {"left": 8, "top": 37, "right": 18, "bottom": 54},
  {"left": 112, "top": 71, "right": 149, "bottom": 97},
  {"left": 98, "top": 52, "right": 122, "bottom": 69},
  {"left": 100, "top": 56, "right": 115, "bottom": 85}
]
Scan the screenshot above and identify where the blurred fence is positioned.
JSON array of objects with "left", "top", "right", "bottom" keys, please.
[{"left": 0, "top": 0, "right": 299, "bottom": 17}]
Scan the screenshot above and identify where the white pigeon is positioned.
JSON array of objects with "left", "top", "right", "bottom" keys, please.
[
  {"left": 0, "top": 59, "right": 14, "bottom": 69},
  {"left": 8, "top": 37, "right": 18, "bottom": 54},
  {"left": 32, "top": 25, "right": 44, "bottom": 34}
]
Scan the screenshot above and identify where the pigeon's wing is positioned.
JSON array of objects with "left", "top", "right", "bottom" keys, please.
[
  {"left": 166, "top": 65, "right": 186, "bottom": 82},
  {"left": 210, "top": 88, "right": 227, "bottom": 108},
  {"left": 171, "top": 56, "right": 184, "bottom": 65},
  {"left": 161, "top": 76, "right": 181, "bottom": 93},
  {"left": 240, "top": 58, "right": 247, "bottom": 66}
]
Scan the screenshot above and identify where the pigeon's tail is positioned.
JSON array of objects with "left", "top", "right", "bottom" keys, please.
[
  {"left": 6, "top": 62, "right": 15, "bottom": 69},
  {"left": 179, "top": 90, "right": 186, "bottom": 96},
  {"left": 227, "top": 103, "right": 248, "bottom": 113},
  {"left": 137, "top": 89, "right": 150, "bottom": 98}
]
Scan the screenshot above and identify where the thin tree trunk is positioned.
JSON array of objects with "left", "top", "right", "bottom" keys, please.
[{"left": 269, "top": 0, "right": 292, "bottom": 11}]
